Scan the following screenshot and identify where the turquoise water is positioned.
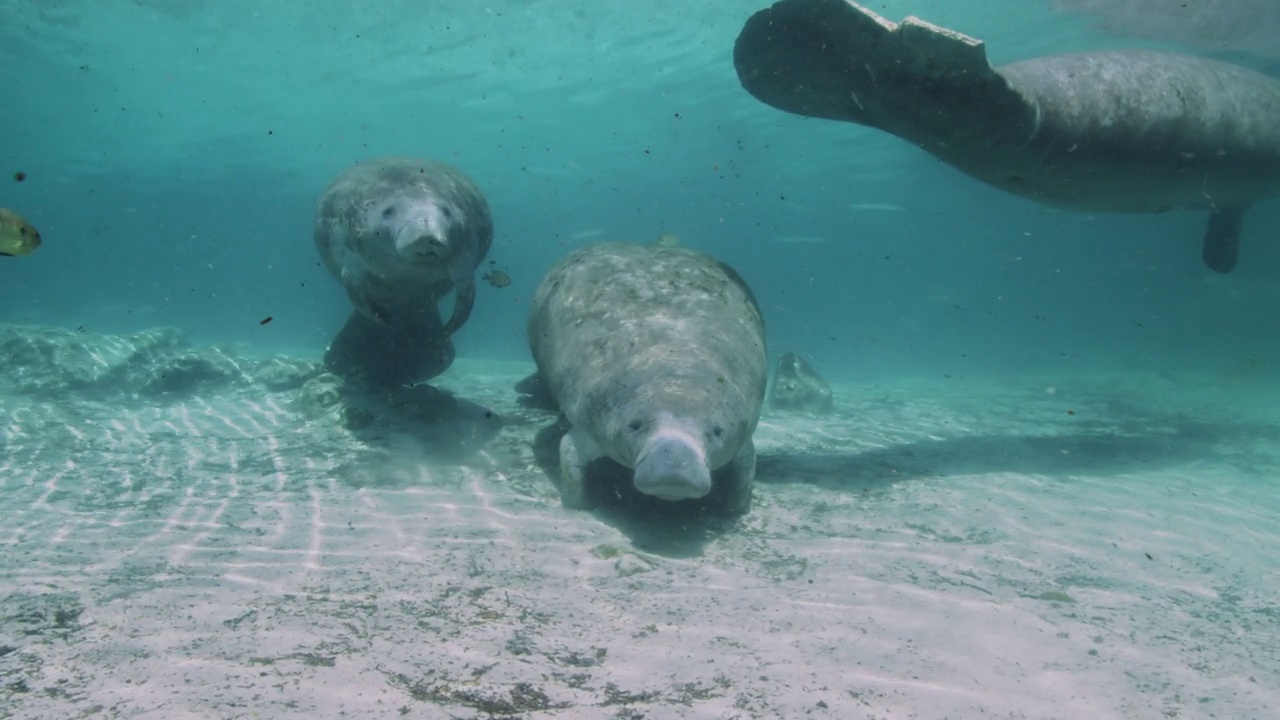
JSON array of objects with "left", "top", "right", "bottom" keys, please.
[
  {"left": 2, "top": 2, "right": 1279, "bottom": 718},
  {"left": 4, "top": 0, "right": 1277, "bottom": 381}
]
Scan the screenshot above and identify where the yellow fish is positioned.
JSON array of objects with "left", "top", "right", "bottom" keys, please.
[
  {"left": 656, "top": 232, "right": 681, "bottom": 248},
  {"left": 0, "top": 209, "right": 41, "bottom": 257},
  {"left": 483, "top": 269, "right": 511, "bottom": 288}
]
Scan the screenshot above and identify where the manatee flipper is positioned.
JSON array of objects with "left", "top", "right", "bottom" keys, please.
[
  {"left": 714, "top": 438, "right": 756, "bottom": 516},
  {"left": 442, "top": 279, "right": 476, "bottom": 336},
  {"left": 442, "top": 253, "right": 481, "bottom": 336},
  {"left": 514, "top": 372, "right": 559, "bottom": 411},
  {"left": 558, "top": 426, "right": 602, "bottom": 510},
  {"left": 324, "top": 307, "right": 454, "bottom": 389},
  {"left": 1202, "top": 207, "right": 1246, "bottom": 273}
]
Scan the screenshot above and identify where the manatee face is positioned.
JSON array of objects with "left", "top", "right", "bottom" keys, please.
[
  {"left": 599, "top": 388, "right": 752, "bottom": 501},
  {"left": 365, "top": 192, "right": 465, "bottom": 268}
]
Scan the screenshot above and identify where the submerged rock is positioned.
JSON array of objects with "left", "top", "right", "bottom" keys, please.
[
  {"left": 2, "top": 324, "right": 188, "bottom": 396},
  {"left": 768, "top": 352, "right": 834, "bottom": 415},
  {"left": 298, "top": 372, "right": 376, "bottom": 430},
  {"left": 137, "top": 352, "right": 243, "bottom": 397},
  {"left": 298, "top": 372, "right": 346, "bottom": 418},
  {"left": 0, "top": 323, "right": 322, "bottom": 400},
  {"left": 255, "top": 356, "right": 323, "bottom": 392}
]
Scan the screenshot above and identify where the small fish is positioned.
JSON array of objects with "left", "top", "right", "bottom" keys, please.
[
  {"left": 483, "top": 269, "right": 511, "bottom": 288},
  {"left": 0, "top": 208, "right": 41, "bottom": 257},
  {"left": 656, "top": 232, "right": 681, "bottom": 248}
]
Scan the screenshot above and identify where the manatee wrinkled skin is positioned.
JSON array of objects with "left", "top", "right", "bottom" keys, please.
[
  {"left": 315, "top": 156, "right": 493, "bottom": 387},
  {"left": 527, "top": 242, "right": 768, "bottom": 514},
  {"left": 734, "top": 0, "right": 1280, "bottom": 272}
]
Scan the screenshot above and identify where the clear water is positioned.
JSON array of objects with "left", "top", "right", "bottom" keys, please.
[
  {"left": 6, "top": 0, "right": 1277, "bottom": 378},
  {"left": 1, "top": 1, "right": 1277, "bottom": 718}
]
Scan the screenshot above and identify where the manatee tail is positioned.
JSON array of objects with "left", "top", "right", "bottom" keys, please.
[
  {"left": 1202, "top": 207, "right": 1246, "bottom": 273},
  {"left": 733, "top": 0, "right": 1032, "bottom": 139},
  {"left": 633, "top": 431, "right": 713, "bottom": 501},
  {"left": 324, "top": 309, "right": 454, "bottom": 389}
]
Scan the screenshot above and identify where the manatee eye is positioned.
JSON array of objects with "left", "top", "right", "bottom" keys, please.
[
  {"left": 628, "top": 420, "right": 643, "bottom": 432},
  {"left": 440, "top": 206, "right": 454, "bottom": 220},
  {"left": 381, "top": 206, "right": 396, "bottom": 219},
  {"left": 712, "top": 426, "right": 723, "bottom": 437}
]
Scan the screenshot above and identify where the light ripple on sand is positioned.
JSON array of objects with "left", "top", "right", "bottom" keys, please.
[{"left": 0, "top": 363, "right": 1277, "bottom": 718}]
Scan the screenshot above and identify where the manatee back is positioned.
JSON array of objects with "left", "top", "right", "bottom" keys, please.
[
  {"left": 528, "top": 242, "right": 767, "bottom": 428},
  {"left": 733, "top": 0, "right": 1280, "bottom": 212},
  {"left": 995, "top": 51, "right": 1280, "bottom": 209}
]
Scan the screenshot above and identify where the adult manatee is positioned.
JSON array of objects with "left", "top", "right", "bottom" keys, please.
[
  {"left": 527, "top": 242, "right": 768, "bottom": 514},
  {"left": 734, "top": 0, "right": 1280, "bottom": 272}
]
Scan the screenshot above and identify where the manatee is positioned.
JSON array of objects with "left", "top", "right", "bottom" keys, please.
[
  {"left": 769, "top": 352, "right": 834, "bottom": 415},
  {"left": 733, "top": 0, "right": 1280, "bottom": 273},
  {"left": 527, "top": 242, "right": 768, "bottom": 513},
  {"left": 314, "top": 156, "right": 492, "bottom": 387}
]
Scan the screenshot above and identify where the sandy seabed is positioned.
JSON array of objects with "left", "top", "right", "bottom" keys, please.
[{"left": 1, "top": 358, "right": 1277, "bottom": 720}]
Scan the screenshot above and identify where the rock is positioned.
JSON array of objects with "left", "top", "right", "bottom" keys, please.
[
  {"left": 252, "top": 356, "right": 323, "bottom": 392},
  {"left": 136, "top": 352, "right": 242, "bottom": 397},
  {"left": 768, "top": 352, "right": 834, "bottom": 414},
  {"left": 0, "top": 323, "right": 317, "bottom": 401},
  {"left": 297, "top": 372, "right": 346, "bottom": 420}
]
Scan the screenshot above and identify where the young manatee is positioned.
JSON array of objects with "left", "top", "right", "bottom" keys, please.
[
  {"left": 314, "top": 157, "right": 493, "bottom": 387},
  {"left": 527, "top": 242, "right": 768, "bottom": 514}
]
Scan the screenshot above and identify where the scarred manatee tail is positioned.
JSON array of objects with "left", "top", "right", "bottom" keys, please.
[
  {"left": 733, "top": 0, "right": 1036, "bottom": 159},
  {"left": 633, "top": 431, "right": 713, "bottom": 501},
  {"left": 734, "top": 1, "right": 1014, "bottom": 121}
]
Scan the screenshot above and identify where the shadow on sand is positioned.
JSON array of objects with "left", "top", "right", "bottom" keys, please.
[
  {"left": 757, "top": 414, "right": 1272, "bottom": 493},
  {"left": 524, "top": 404, "right": 1276, "bottom": 556},
  {"left": 329, "top": 384, "right": 506, "bottom": 489}
]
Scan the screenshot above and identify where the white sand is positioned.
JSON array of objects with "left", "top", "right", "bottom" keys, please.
[{"left": 1, "top": 360, "right": 1277, "bottom": 719}]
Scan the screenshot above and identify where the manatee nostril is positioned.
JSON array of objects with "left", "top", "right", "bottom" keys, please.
[{"left": 410, "top": 235, "right": 449, "bottom": 256}]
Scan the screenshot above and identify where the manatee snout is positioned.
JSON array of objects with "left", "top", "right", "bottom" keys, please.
[
  {"left": 633, "top": 429, "right": 713, "bottom": 501},
  {"left": 391, "top": 202, "right": 457, "bottom": 261},
  {"left": 396, "top": 230, "right": 450, "bottom": 260}
]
